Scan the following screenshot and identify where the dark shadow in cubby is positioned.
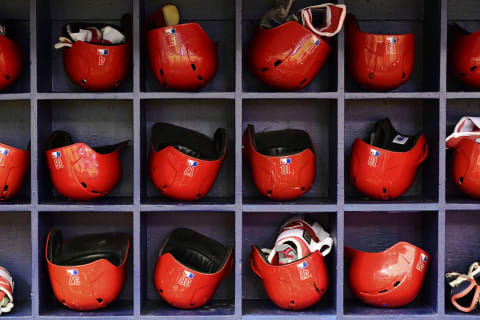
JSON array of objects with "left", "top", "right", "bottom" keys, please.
[
  {"left": 344, "top": 99, "right": 439, "bottom": 203},
  {"left": 242, "top": 99, "right": 337, "bottom": 204},
  {"left": 140, "top": 211, "right": 235, "bottom": 316},
  {"left": 37, "top": 100, "right": 133, "bottom": 204},
  {"left": 344, "top": 211, "right": 438, "bottom": 315},
  {"left": 140, "top": 99, "right": 235, "bottom": 204},
  {"left": 242, "top": 212, "right": 337, "bottom": 316}
]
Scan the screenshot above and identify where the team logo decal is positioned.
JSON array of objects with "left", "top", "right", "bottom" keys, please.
[
  {"left": 97, "top": 49, "right": 109, "bottom": 66},
  {"left": 178, "top": 269, "right": 194, "bottom": 287},
  {"left": 67, "top": 269, "right": 80, "bottom": 286},
  {"left": 386, "top": 36, "right": 397, "bottom": 55},
  {"left": 297, "top": 261, "right": 312, "bottom": 280},
  {"left": 0, "top": 147, "right": 9, "bottom": 166},
  {"left": 368, "top": 148, "right": 380, "bottom": 167},
  {"left": 416, "top": 253, "right": 428, "bottom": 272},
  {"left": 280, "top": 157, "right": 292, "bottom": 175},
  {"left": 184, "top": 159, "right": 198, "bottom": 177},
  {"left": 51, "top": 151, "right": 64, "bottom": 169}
]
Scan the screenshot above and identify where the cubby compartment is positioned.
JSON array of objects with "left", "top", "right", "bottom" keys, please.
[
  {"left": 446, "top": 99, "right": 480, "bottom": 203},
  {"left": 36, "top": 0, "right": 133, "bottom": 93},
  {"left": 140, "top": 0, "right": 235, "bottom": 92},
  {"left": 445, "top": 210, "right": 480, "bottom": 315},
  {"left": 37, "top": 99, "right": 133, "bottom": 204},
  {"left": 243, "top": 99, "right": 337, "bottom": 204},
  {"left": 447, "top": 0, "right": 480, "bottom": 91},
  {"left": 38, "top": 211, "right": 133, "bottom": 316},
  {"left": 344, "top": 0, "right": 440, "bottom": 92},
  {"left": 140, "top": 211, "right": 235, "bottom": 316},
  {"left": 344, "top": 211, "right": 438, "bottom": 315},
  {"left": 242, "top": 0, "right": 337, "bottom": 93},
  {"left": 242, "top": 212, "right": 337, "bottom": 317},
  {"left": 0, "top": 1, "right": 30, "bottom": 93},
  {"left": 345, "top": 99, "right": 439, "bottom": 203},
  {"left": 140, "top": 99, "right": 235, "bottom": 204},
  {"left": 0, "top": 100, "right": 30, "bottom": 204},
  {"left": 0, "top": 212, "right": 31, "bottom": 316}
]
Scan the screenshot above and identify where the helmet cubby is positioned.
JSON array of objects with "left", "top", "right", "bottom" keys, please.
[
  {"left": 37, "top": 99, "right": 133, "bottom": 205},
  {"left": 344, "top": 211, "right": 438, "bottom": 315},
  {"left": 140, "top": 0, "right": 235, "bottom": 93},
  {"left": 242, "top": 99, "right": 338, "bottom": 205},
  {"left": 38, "top": 211, "right": 133, "bottom": 316},
  {"left": 242, "top": 211, "right": 337, "bottom": 316},
  {"left": 36, "top": 0, "right": 133, "bottom": 93},
  {"left": 345, "top": 99, "right": 439, "bottom": 203},
  {"left": 140, "top": 211, "right": 235, "bottom": 316}
]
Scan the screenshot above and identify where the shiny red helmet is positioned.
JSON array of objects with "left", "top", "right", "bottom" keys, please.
[
  {"left": 0, "top": 142, "right": 28, "bottom": 201},
  {"left": 149, "top": 122, "right": 227, "bottom": 201},
  {"left": 62, "top": 15, "right": 132, "bottom": 91},
  {"left": 45, "top": 229, "right": 130, "bottom": 311},
  {"left": 44, "top": 130, "right": 128, "bottom": 201},
  {"left": 451, "top": 139, "right": 480, "bottom": 199},
  {"left": 0, "top": 22, "right": 22, "bottom": 90},
  {"left": 349, "top": 118, "right": 428, "bottom": 200},
  {"left": 243, "top": 124, "right": 315, "bottom": 201},
  {"left": 449, "top": 24, "right": 480, "bottom": 88},
  {"left": 248, "top": 21, "right": 331, "bottom": 90},
  {"left": 145, "top": 8, "right": 217, "bottom": 90},
  {"left": 345, "top": 242, "right": 430, "bottom": 308},
  {"left": 346, "top": 14, "right": 415, "bottom": 91},
  {"left": 154, "top": 228, "right": 233, "bottom": 309}
]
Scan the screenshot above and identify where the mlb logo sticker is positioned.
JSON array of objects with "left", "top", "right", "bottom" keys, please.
[
  {"left": 52, "top": 151, "right": 64, "bottom": 169},
  {"left": 370, "top": 149, "right": 380, "bottom": 157},
  {"left": 386, "top": 37, "right": 397, "bottom": 54},
  {"left": 178, "top": 269, "right": 194, "bottom": 287},
  {"left": 166, "top": 28, "right": 177, "bottom": 47},
  {"left": 183, "top": 270, "right": 194, "bottom": 279},
  {"left": 280, "top": 157, "right": 292, "bottom": 175},
  {"left": 97, "top": 49, "right": 109, "bottom": 55},
  {"left": 187, "top": 159, "right": 198, "bottom": 167},
  {"left": 0, "top": 148, "right": 9, "bottom": 156},
  {"left": 297, "top": 261, "right": 311, "bottom": 280},
  {"left": 280, "top": 158, "right": 292, "bottom": 164},
  {"left": 0, "top": 147, "right": 8, "bottom": 166},
  {"left": 67, "top": 269, "right": 78, "bottom": 276},
  {"left": 51, "top": 151, "right": 61, "bottom": 158},
  {"left": 313, "top": 38, "right": 320, "bottom": 46},
  {"left": 421, "top": 253, "right": 428, "bottom": 262},
  {"left": 184, "top": 159, "right": 198, "bottom": 177}
]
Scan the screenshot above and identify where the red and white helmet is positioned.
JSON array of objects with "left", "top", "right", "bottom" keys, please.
[
  {"left": 251, "top": 215, "right": 333, "bottom": 310},
  {"left": 0, "top": 267, "right": 13, "bottom": 315}
]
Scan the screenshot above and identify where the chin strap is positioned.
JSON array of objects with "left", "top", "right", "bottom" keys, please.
[{"left": 446, "top": 262, "right": 480, "bottom": 313}]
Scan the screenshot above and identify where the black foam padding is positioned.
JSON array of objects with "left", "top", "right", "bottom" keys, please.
[
  {"left": 151, "top": 122, "right": 227, "bottom": 161},
  {"left": 47, "top": 230, "right": 129, "bottom": 267},
  {"left": 44, "top": 130, "right": 126, "bottom": 154},
  {"left": 160, "top": 228, "right": 232, "bottom": 274},
  {"left": 246, "top": 124, "right": 314, "bottom": 156},
  {"left": 367, "top": 118, "right": 422, "bottom": 152}
]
